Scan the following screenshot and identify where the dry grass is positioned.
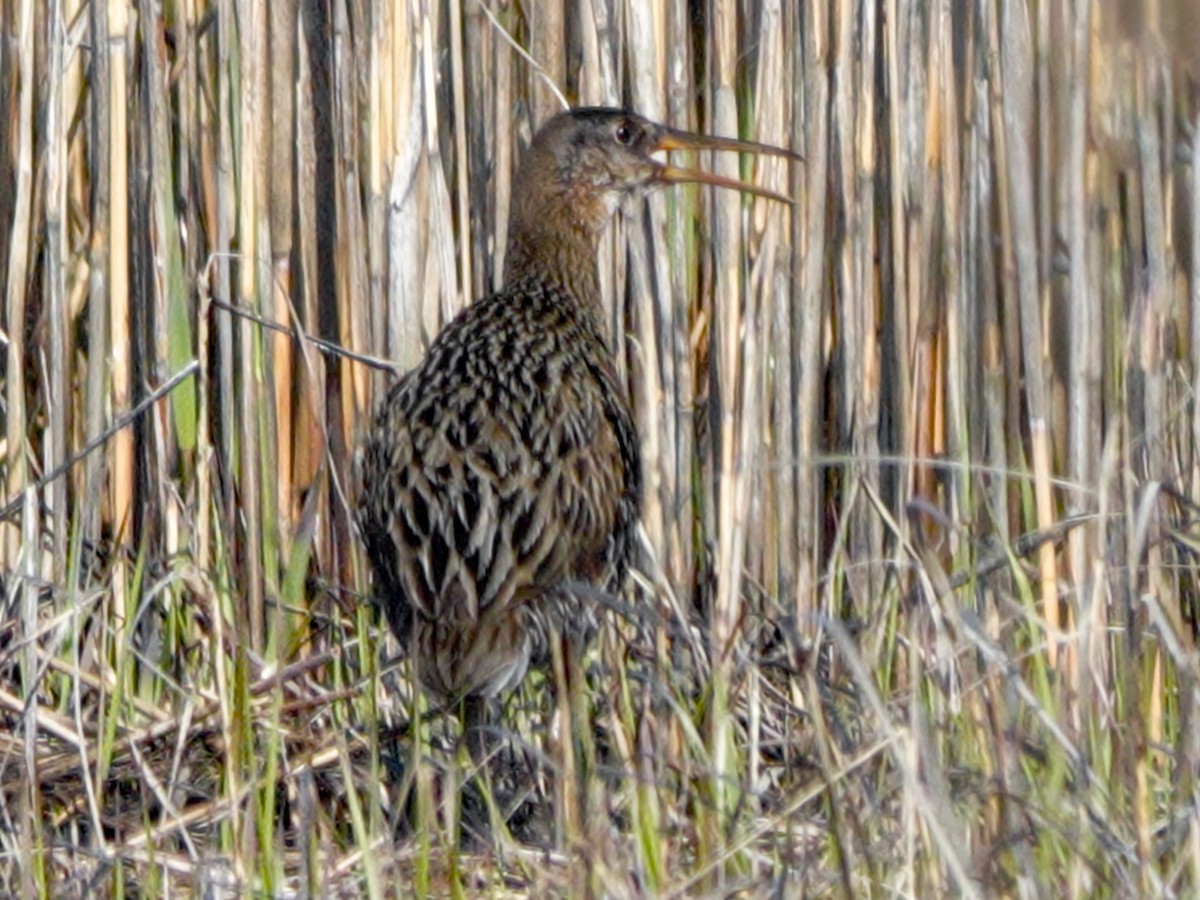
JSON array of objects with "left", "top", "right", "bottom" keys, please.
[{"left": 2, "top": 0, "right": 1200, "bottom": 896}]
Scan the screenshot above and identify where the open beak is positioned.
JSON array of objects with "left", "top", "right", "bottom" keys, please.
[{"left": 651, "top": 125, "right": 802, "bottom": 204}]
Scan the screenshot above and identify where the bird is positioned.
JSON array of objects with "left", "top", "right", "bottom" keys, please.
[{"left": 355, "top": 107, "right": 798, "bottom": 759}]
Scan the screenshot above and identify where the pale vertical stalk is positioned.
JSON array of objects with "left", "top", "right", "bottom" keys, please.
[
  {"left": 969, "top": 37, "right": 1002, "bottom": 548},
  {"left": 0, "top": 11, "right": 15, "bottom": 309},
  {"left": 1036, "top": 0, "right": 1051, "bottom": 285},
  {"left": 665, "top": 0, "right": 693, "bottom": 588},
  {"left": 141, "top": 0, "right": 195, "bottom": 591},
  {"left": 426, "top": 162, "right": 461, "bottom": 333},
  {"left": 912, "top": 9, "right": 940, "bottom": 523},
  {"left": 271, "top": 0, "right": 297, "bottom": 528},
  {"left": 94, "top": 0, "right": 131, "bottom": 816},
  {"left": 295, "top": 0, "right": 331, "bottom": 590},
  {"left": 371, "top": 0, "right": 395, "bottom": 371},
  {"left": 46, "top": 0, "right": 69, "bottom": 576},
  {"left": 794, "top": 1, "right": 829, "bottom": 623},
  {"left": 386, "top": 0, "right": 420, "bottom": 367},
  {"left": 331, "top": 0, "right": 370, "bottom": 592},
  {"left": 86, "top": 135, "right": 123, "bottom": 868},
  {"left": 215, "top": 0, "right": 237, "bottom": 541},
  {"left": 1001, "top": 0, "right": 1058, "bottom": 665},
  {"left": 19, "top": 493, "right": 44, "bottom": 895},
  {"left": 63, "top": 22, "right": 90, "bottom": 471},
  {"left": 464, "top": 3, "right": 489, "bottom": 295},
  {"left": 530, "top": 0, "right": 565, "bottom": 124},
  {"left": 624, "top": 231, "right": 670, "bottom": 564},
  {"left": 885, "top": 0, "right": 911, "bottom": 501},
  {"left": 763, "top": 0, "right": 795, "bottom": 604},
  {"left": 1191, "top": 109, "right": 1200, "bottom": 495},
  {"left": 238, "top": 0, "right": 267, "bottom": 653},
  {"left": 233, "top": 0, "right": 271, "bottom": 878},
  {"left": 387, "top": 66, "right": 425, "bottom": 369},
  {"left": 196, "top": 249, "right": 213, "bottom": 578},
  {"left": 831, "top": 0, "right": 882, "bottom": 625},
  {"left": 579, "top": 0, "right": 618, "bottom": 105},
  {"left": 549, "top": 634, "right": 580, "bottom": 849},
  {"left": 417, "top": 5, "right": 457, "bottom": 335},
  {"left": 709, "top": 0, "right": 744, "bottom": 851},
  {"left": 215, "top": 0, "right": 244, "bottom": 871},
  {"left": 1117, "top": 370, "right": 1146, "bottom": 892},
  {"left": 107, "top": 0, "right": 132, "bottom": 596},
  {"left": 750, "top": 0, "right": 788, "bottom": 604},
  {"left": 939, "top": 0, "right": 967, "bottom": 533},
  {"left": 84, "top": 0, "right": 111, "bottom": 555},
  {"left": 832, "top": 0, "right": 857, "bottom": 527},
  {"left": 587, "top": 0, "right": 621, "bottom": 384},
  {"left": 448, "top": 0, "right": 473, "bottom": 302},
  {"left": 984, "top": 0, "right": 1019, "bottom": 542},
  {"left": 138, "top": 0, "right": 165, "bottom": 526},
  {"left": 490, "top": 3, "right": 513, "bottom": 289},
  {"left": 65, "top": 0, "right": 108, "bottom": 855},
  {"left": 332, "top": 0, "right": 370, "bottom": 431},
  {"left": 855, "top": 0, "right": 881, "bottom": 607},
  {"left": 1065, "top": 0, "right": 1094, "bottom": 684},
  {"left": 376, "top": 0, "right": 395, "bottom": 176},
  {"left": 376, "top": 0, "right": 400, "bottom": 369},
  {"left": 625, "top": 0, "right": 671, "bottom": 580},
  {"left": 741, "top": 218, "right": 783, "bottom": 829},
  {"left": 6, "top": 0, "right": 34, "bottom": 682},
  {"left": 1031, "top": 416, "right": 1057, "bottom": 626},
  {"left": 1132, "top": 90, "right": 1161, "bottom": 480},
  {"left": 1136, "top": 80, "right": 1168, "bottom": 777},
  {"left": 179, "top": 0, "right": 206, "bottom": 568},
  {"left": 391, "top": 0, "right": 409, "bottom": 172}
]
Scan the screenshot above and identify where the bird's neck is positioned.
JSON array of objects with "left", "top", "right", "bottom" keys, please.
[{"left": 502, "top": 194, "right": 606, "bottom": 311}]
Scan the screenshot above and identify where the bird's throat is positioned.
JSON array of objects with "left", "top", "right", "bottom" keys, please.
[{"left": 502, "top": 210, "right": 605, "bottom": 312}]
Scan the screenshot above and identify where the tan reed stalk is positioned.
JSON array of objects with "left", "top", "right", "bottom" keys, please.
[
  {"left": 211, "top": 0, "right": 243, "bottom": 875},
  {"left": 1000, "top": 0, "right": 1060, "bottom": 668},
  {"left": 105, "top": 1, "right": 132, "bottom": 636},
  {"left": 625, "top": 0, "right": 668, "bottom": 574},
  {"left": 529, "top": 0, "right": 565, "bottom": 124},
  {"left": 448, "top": 0, "right": 473, "bottom": 302},
  {"left": 794, "top": 1, "right": 829, "bottom": 623},
  {"left": 7, "top": 4, "right": 41, "bottom": 890},
  {"left": 489, "top": 4, "right": 514, "bottom": 289},
  {"left": 706, "top": 0, "right": 748, "bottom": 880},
  {"left": 369, "top": 0, "right": 392, "bottom": 358},
  {"left": 386, "top": 14, "right": 425, "bottom": 371},
  {"left": 884, "top": 0, "right": 911, "bottom": 522},
  {"left": 44, "top": 0, "right": 69, "bottom": 577},
  {"left": 938, "top": 0, "right": 968, "bottom": 539},
  {"left": 271, "top": 0, "right": 298, "bottom": 532},
  {"left": 1135, "top": 73, "right": 1170, "bottom": 824},
  {"left": 1063, "top": 0, "right": 1094, "bottom": 687},
  {"left": 237, "top": 0, "right": 267, "bottom": 653}
]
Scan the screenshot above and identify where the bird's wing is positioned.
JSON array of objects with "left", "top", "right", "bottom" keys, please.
[{"left": 356, "top": 294, "right": 637, "bottom": 628}]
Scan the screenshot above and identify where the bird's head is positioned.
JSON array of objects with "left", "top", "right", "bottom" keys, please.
[{"left": 505, "top": 108, "right": 800, "bottom": 286}]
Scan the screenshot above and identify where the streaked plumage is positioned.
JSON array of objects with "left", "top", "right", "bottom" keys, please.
[
  {"left": 357, "top": 273, "right": 639, "bottom": 701},
  {"left": 355, "top": 107, "right": 797, "bottom": 746}
]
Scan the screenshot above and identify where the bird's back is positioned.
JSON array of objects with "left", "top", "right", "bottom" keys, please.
[{"left": 356, "top": 276, "right": 641, "bottom": 700}]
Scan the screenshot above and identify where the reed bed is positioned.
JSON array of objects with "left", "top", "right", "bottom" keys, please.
[{"left": 2, "top": 0, "right": 1199, "bottom": 896}]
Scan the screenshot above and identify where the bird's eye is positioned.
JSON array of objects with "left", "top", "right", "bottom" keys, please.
[{"left": 615, "top": 123, "right": 633, "bottom": 145}]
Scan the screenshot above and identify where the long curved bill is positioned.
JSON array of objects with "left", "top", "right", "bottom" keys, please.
[{"left": 651, "top": 125, "right": 802, "bottom": 204}]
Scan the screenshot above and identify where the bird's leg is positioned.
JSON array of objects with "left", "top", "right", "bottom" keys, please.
[{"left": 462, "top": 694, "right": 490, "bottom": 767}]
